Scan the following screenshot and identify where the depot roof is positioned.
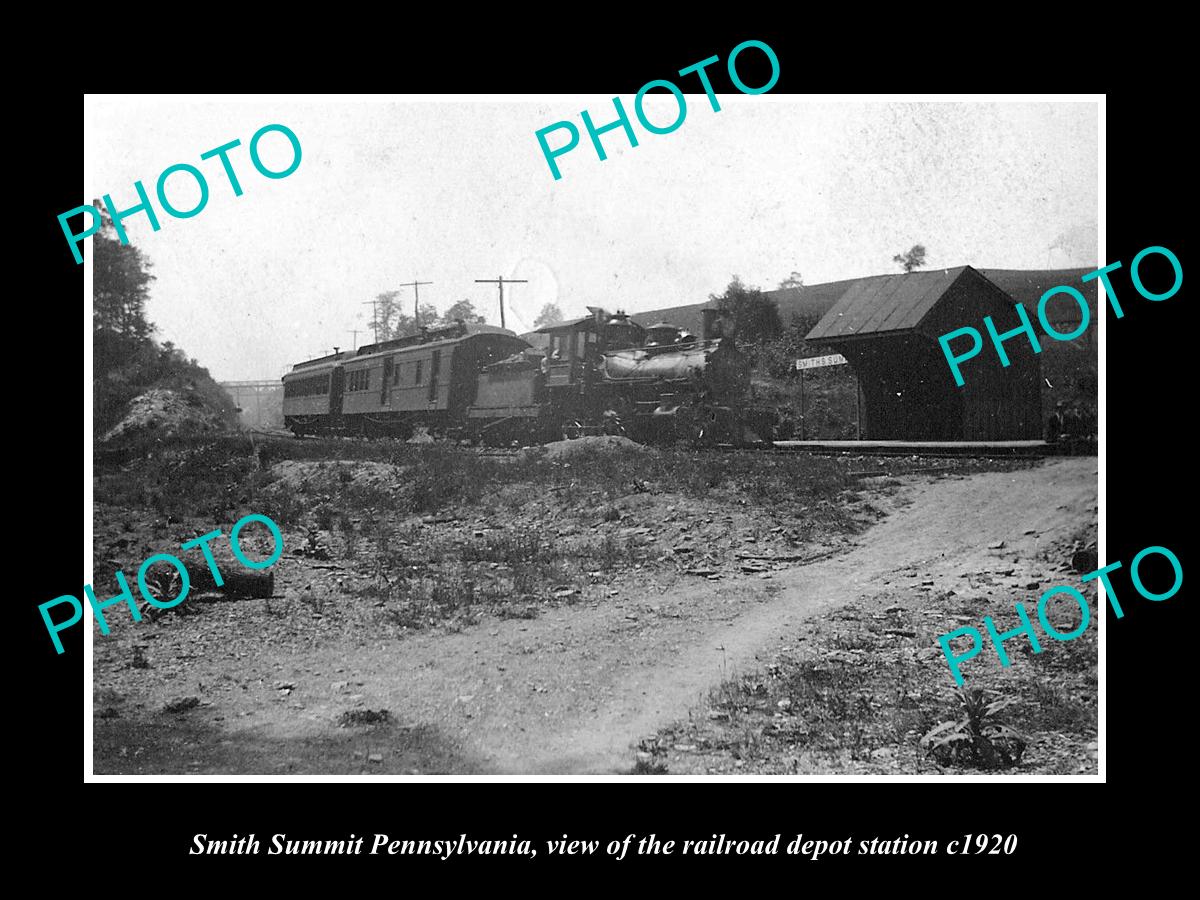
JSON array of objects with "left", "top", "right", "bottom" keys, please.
[{"left": 806, "top": 266, "right": 977, "bottom": 340}]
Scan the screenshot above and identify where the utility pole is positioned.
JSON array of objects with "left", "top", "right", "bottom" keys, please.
[
  {"left": 362, "top": 299, "right": 380, "bottom": 343},
  {"left": 348, "top": 329, "right": 362, "bottom": 350},
  {"left": 475, "top": 275, "right": 528, "bottom": 330},
  {"left": 856, "top": 377, "right": 863, "bottom": 440},
  {"left": 798, "top": 368, "right": 805, "bottom": 441},
  {"left": 398, "top": 280, "right": 433, "bottom": 326}
]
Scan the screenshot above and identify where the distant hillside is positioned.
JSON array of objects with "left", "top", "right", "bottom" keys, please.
[
  {"left": 650, "top": 267, "right": 1096, "bottom": 335},
  {"left": 524, "top": 267, "right": 1098, "bottom": 344},
  {"left": 517, "top": 266, "right": 1097, "bottom": 439}
]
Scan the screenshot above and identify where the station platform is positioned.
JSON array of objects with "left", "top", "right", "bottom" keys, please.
[{"left": 771, "top": 439, "right": 1056, "bottom": 457}]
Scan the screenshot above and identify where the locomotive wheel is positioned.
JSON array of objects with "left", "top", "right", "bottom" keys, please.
[
  {"left": 668, "top": 408, "right": 695, "bottom": 447},
  {"left": 685, "top": 408, "right": 720, "bottom": 448},
  {"left": 602, "top": 413, "right": 626, "bottom": 437},
  {"left": 609, "top": 397, "right": 641, "bottom": 442}
]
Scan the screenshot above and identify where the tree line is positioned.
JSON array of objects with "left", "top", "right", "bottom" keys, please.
[
  {"left": 710, "top": 243, "right": 928, "bottom": 378},
  {"left": 92, "top": 207, "right": 237, "bottom": 434},
  {"left": 362, "top": 290, "right": 566, "bottom": 342},
  {"left": 356, "top": 241, "right": 931, "bottom": 346}
]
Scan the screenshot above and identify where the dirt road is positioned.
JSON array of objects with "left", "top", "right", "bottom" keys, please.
[{"left": 251, "top": 459, "right": 1097, "bottom": 772}]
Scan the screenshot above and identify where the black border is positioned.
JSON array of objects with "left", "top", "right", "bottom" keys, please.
[{"left": 25, "top": 21, "right": 1190, "bottom": 880}]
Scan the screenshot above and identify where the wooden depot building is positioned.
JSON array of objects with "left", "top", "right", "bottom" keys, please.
[{"left": 805, "top": 266, "right": 1042, "bottom": 440}]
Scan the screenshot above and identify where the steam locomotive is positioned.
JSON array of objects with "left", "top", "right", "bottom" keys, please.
[{"left": 281, "top": 307, "right": 773, "bottom": 446}]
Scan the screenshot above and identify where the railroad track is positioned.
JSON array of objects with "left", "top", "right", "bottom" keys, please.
[
  {"left": 769, "top": 439, "right": 1065, "bottom": 458},
  {"left": 470, "top": 441, "right": 1074, "bottom": 460},
  {"left": 244, "top": 428, "right": 1085, "bottom": 461}
]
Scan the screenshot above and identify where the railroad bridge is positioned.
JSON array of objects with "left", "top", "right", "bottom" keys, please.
[{"left": 220, "top": 380, "right": 284, "bottom": 429}]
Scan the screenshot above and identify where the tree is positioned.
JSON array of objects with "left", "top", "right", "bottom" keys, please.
[
  {"left": 709, "top": 276, "right": 782, "bottom": 345},
  {"left": 90, "top": 205, "right": 239, "bottom": 434},
  {"left": 365, "top": 290, "right": 402, "bottom": 342},
  {"left": 93, "top": 207, "right": 154, "bottom": 344},
  {"left": 533, "top": 303, "right": 564, "bottom": 328},
  {"left": 415, "top": 303, "right": 439, "bottom": 330},
  {"left": 93, "top": 209, "right": 156, "bottom": 379},
  {"left": 756, "top": 311, "right": 826, "bottom": 380},
  {"left": 441, "top": 299, "right": 486, "bottom": 325},
  {"left": 893, "top": 244, "right": 927, "bottom": 273},
  {"left": 390, "top": 304, "right": 439, "bottom": 338},
  {"left": 789, "top": 310, "right": 822, "bottom": 336},
  {"left": 364, "top": 292, "right": 441, "bottom": 341},
  {"left": 777, "top": 270, "right": 804, "bottom": 290}
]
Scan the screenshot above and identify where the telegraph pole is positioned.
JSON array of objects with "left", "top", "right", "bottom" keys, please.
[
  {"left": 348, "top": 329, "right": 362, "bottom": 350},
  {"left": 399, "top": 280, "right": 433, "bottom": 326},
  {"left": 362, "top": 299, "right": 379, "bottom": 343},
  {"left": 474, "top": 275, "right": 528, "bottom": 329}
]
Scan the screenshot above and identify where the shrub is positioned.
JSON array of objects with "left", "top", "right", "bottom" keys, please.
[{"left": 921, "top": 688, "right": 1027, "bottom": 770}]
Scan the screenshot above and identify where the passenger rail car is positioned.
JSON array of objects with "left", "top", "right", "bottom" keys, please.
[{"left": 283, "top": 322, "right": 528, "bottom": 436}]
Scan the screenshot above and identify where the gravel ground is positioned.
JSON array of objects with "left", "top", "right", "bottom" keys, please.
[{"left": 90, "top": 442, "right": 1092, "bottom": 775}]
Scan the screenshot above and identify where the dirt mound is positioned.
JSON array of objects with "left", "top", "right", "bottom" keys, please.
[
  {"left": 101, "top": 387, "right": 230, "bottom": 444},
  {"left": 539, "top": 435, "right": 650, "bottom": 459}
]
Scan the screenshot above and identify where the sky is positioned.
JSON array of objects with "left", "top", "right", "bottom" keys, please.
[{"left": 84, "top": 97, "right": 1098, "bottom": 381}]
